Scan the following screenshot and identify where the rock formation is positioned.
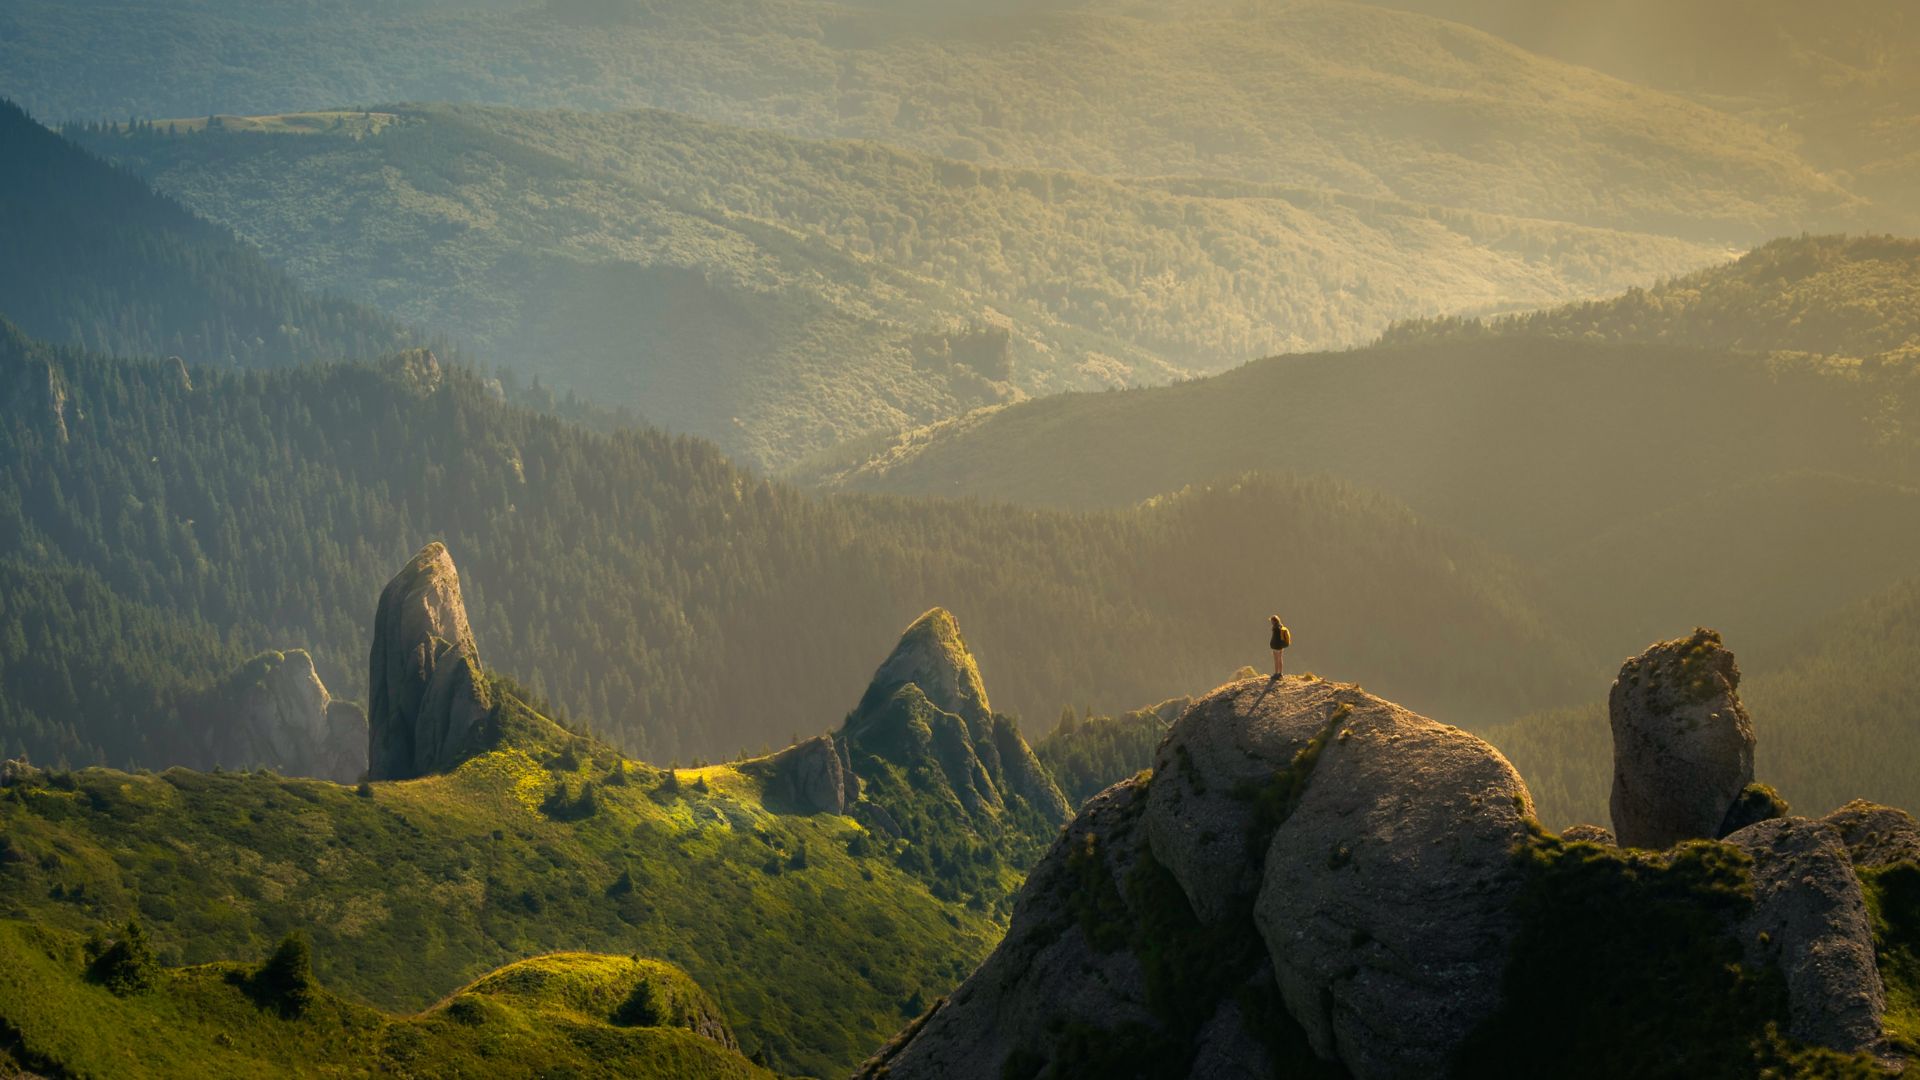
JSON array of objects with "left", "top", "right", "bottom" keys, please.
[
  {"left": 865, "top": 675, "right": 1536, "bottom": 1080},
  {"left": 866, "top": 628, "right": 1920, "bottom": 1078},
  {"left": 367, "top": 542, "right": 493, "bottom": 780},
  {"left": 763, "top": 734, "right": 859, "bottom": 815},
  {"left": 187, "top": 649, "right": 366, "bottom": 783},
  {"left": 1723, "top": 817, "right": 1887, "bottom": 1057},
  {"left": 1609, "top": 628, "right": 1754, "bottom": 848},
  {"left": 844, "top": 608, "right": 1068, "bottom": 824},
  {"left": 1253, "top": 689, "right": 1536, "bottom": 1078}
]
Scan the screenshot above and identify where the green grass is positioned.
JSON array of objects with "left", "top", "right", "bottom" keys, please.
[
  {"left": 0, "top": 725, "right": 1002, "bottom": 1077},
  {"left": 0, "top": 919, "right": 771, "bottom": 1078}
]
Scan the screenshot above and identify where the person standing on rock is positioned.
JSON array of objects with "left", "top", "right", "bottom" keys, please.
[{"left": 1269, "top": 615, "right": 1291, "bottom": 678}]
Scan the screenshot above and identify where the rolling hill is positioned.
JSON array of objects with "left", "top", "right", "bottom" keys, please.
[
  {"left": 0, "top": 98, "right": 421, "bottom": 368},
  {"left": 0, "top": 322, "right": 1589, "bottom": 772},
  {"left": 2, "top": 0, "right": 1877, "bottom": 239},
  {"left": 65, "top": 103, "right": 1721, "bottom": 468}
]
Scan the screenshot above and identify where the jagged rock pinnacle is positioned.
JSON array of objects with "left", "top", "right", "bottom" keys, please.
[{"left": 367, "top": 542, "right": 491, "bottom": 780}]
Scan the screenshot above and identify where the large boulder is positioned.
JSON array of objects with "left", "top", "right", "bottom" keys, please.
[
  {"left": 1609, "top": 629, "right": 1754, "bottom": 849},
  {"left": 367, "top": 542, "right": 492, "bottom": 780},
  {"left": 1145, "top": 676, "right": 1348, "bottom": 923},
  {"left": 1253, "top": 687, "right": 1537, "bottom": 1080},
  {"left": 854, "top": 779, "right": 1159, "bottom": 1080},
  {"left": 1724, "top": 817, "right": 1887, "bottom": 1056}
]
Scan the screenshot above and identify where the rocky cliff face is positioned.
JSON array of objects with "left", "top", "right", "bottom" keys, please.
[
  {"left": 367, "top": 542, "right": 493, "bottom": 780},
  {"left": 178, "top": 649, "right": 365, "bottom": 783},
  {"left": 866, "top": 632, "right": 1918, "bottom": 1078},
  {"left": 1608, "top": 628, "right": 1754, "bottom": 848}
]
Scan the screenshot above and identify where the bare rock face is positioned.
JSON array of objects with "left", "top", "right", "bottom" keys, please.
[
  {"left": 856, "top": 779, "right": 1159, "bottom": 1080},
  {"left": 1254, "top": 688, "right": 1537, "bottom": 1080},
  {"left": 1822, "top": 800, "right": 1920, "bottom": 868},
  {"left": 192, "top": 649, "right": 366, "bottom": 783},
  {"left": 1145, "top": 676, "right": 1347, "bottom": 923},
  {"left": 1609, "top": 629, "right": 1755, "bottom": 849},
  {"left": 764, "top": 735, "right": 858, "bottom": 815},
  {"left": 1724, "top": 817, "right": 1887, "bottom": 1056},
  {"left": 367, "top": 542, "right": 492, "bottom": 780},
  {"left": 1560, "top": 823, "right": 1615, "bottom": 845}
]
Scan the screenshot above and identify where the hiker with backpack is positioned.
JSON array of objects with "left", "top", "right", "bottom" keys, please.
[{"left": 1269, "top": 615, "right": 1291, "bottom": 677}]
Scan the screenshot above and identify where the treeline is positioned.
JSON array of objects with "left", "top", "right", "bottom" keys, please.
[
  {"left": 1381, "top": 235, "right": 1920, "bottom": 362},
  {"left": 0, "top": 99, "right": 423, "bottom": 369},
  {"left": 0, "top": 324, "right": 1586, "bottom": 769}
]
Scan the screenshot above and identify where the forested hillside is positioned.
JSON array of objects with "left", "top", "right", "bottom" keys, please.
[
  {"left": 0, "top": 323, "right": 1587, "bottom": 770},
  {"left": 66, "top": 105, "right": 1716, "bottom": 468},
  {"left": 1383, "top": 235, "right": 1920, "bottom": 360},
  {"left": 1, "top": 0, "right": 1875, "bottom": 239},
  {"left": 0, "top": 99, "right": 420, "bottom": 368},
  {"left": 1365, "top": 0, "right": 1920, "bottom": 224}
]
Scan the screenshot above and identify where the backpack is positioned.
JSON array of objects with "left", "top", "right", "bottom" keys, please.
[{"left": 1277, "top": 624, "right": 1292, "bottom": 649}]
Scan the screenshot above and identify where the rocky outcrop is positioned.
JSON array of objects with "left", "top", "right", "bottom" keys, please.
[
  {"left": 367, "top": 542, "right": 492, "bottom": 780},
  {"left": 1609, "top": 629, "right": 1754, "bottom": 848},
  {"left": 1253, "top": 685, "right": 1536, "bottom": 1079},
  {"left": 763, "top": 734, "right": 858, "bottom": 815},
  {"left": 188, "top": 649, "right": 366, "bottom": 783},
  {"left": 868, "top": 676, "right": 1538, "bottom": 1080},
  {"left": 1822, "top": 800, "right": 1920, "bottom": 868},
  {"left": 1724, "top": 817, "right": 1887, "bottom": 1057},
  {"left": 1145, "top": 677, "right": 1350, "bottom": 923},
  {"left": 844, "top": 609, "right": 1068, "bottom": 825},
  {"left": 856, "top": 779, "right": 1160, "bottom": 1080}
]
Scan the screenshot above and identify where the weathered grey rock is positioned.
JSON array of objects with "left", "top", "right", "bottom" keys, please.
[
  {"left": 1255, "top": 690, "right": 1536, "bottom": 1080},
  {"left": 367, "top": 542, "right": 491, "bottom": 780},
  {"left": 1609, "top": 629, "right": 1754, "bottom": 849},
  {"left": 1559, "top": 823, "right": 1615, "bottom": 845},
  {"left": 1145, "top": 676, "right": 1351, "bottom": 924},
  {"left": 1188, "top": 983, "right": 1279, "bottom": 1080},
  {"left": 1822, "top": 800, "right": 1920, "bottom": 868},
  {"left": 0, "top": 757, "right": 38, "bottom": 787},
  {"left": 855, "top": 779, "right": 1159, "bottom": 1080},
  {"left": 191, "top": 649, "right": 367, "bottom": 783},
  {"left": 1724, "top": 817, "right": 1886, "bottom": 1056},
  {"left": 857, "top": 608, "right": 994, "bottom": 728},
  {"left": 764, "top": 735, "right": 855, "bottom": 815}
]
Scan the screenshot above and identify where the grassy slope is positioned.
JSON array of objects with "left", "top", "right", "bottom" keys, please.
[
  {"left": 0, "top": 740, "right": 999, "bottom": 1077},
  {"left": 0, "top": 922, "right": 770, "bottom": 1079},
  {"left": 1, "top": 0, "right": 1869, "bottom": 238},
  {"left": 70, "top": 104, "right": 1716, "bottom": 469}
]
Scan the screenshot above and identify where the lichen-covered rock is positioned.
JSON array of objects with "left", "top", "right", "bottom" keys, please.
[
  {"left": 1254, "top": 691, "right": 1536, "bottom": 1080},
  {"left": 856, "top": 607, "right": 993, "bottom": 727},
  {"left": 1559, "top": 823, "right": 1615, "bottom": 845},
  {"left": 1822, "top": 800, "right": 1920, "bottom": 868},
  {"left": 367, "top": 542, "right": 490, "bottom": 780},
  {"left": 855, "top": 779, "right": 1159, "bottom": 1080},
  {"left": 1609, "top": 629, "right": 1754, "bottom": 849},
  {"left": 1723, "top": 817, "right": 1887, "bottom": 1056},
  {"left": 1145, "top": 676, "right": 1349, "bottom": 923}
]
